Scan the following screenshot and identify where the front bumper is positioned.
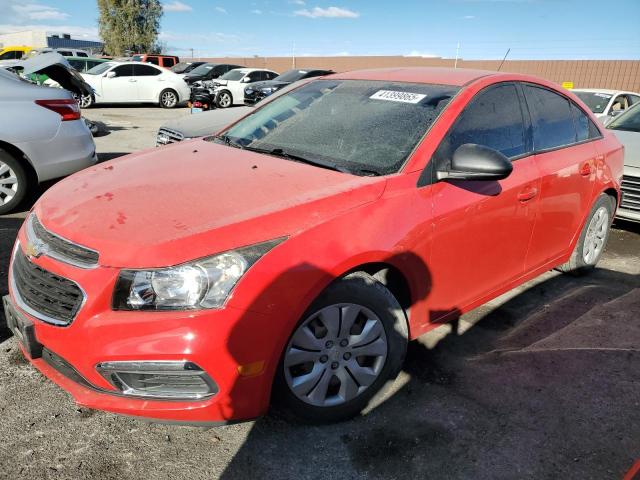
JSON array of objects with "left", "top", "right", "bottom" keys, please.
[{"left": 5, "top": 240, "right": 277, "bottom": 424}]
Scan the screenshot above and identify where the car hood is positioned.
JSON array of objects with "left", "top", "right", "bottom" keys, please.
[
  {"left": 21, "top": 52, "right": 92, "bottom": 96},
  {"left": 34, "top": 140, "right": 386, "bottom": 268},
  {"left": 610, "top": 129, "right": 640, "bottom": 168},
  {"left": 246, "top": 80, "right": 290, "bottom": 91},
  {"left": 162, "top": 107, "right": 252, "bottom": 137}
]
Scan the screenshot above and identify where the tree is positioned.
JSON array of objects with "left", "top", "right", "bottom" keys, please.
[{"left": 97, "top": 0, "right": 163, "bottom": 56}]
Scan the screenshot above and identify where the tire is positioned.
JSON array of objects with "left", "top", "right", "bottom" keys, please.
[
  {"left": 273, "top": 272, "right": 408, "bottom": 424},
  {"left": 556, "top": 193, "right": 614, "bottom": 275},
  {"left": 216, "top": 90, "right": 232, "bottom": 109},
  {"left": 78, "top": 93, "right": 93, "bottom": 109},
  {"left": 159, "top": 89, "right": 179, "bottom": 109},
  {"left": 0, "top": 149, "right": 29, "bottom": 215}
]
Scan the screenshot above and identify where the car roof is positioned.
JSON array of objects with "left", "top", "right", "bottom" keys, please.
[
  {"left": 328, "top": 67, "right": 501, "bottom": 86},
  {"left": 67, "top": 56, "right": 108, "bottom": 61}
]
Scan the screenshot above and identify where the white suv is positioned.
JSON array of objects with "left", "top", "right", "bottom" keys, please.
[{"left": 212, "top": 68, "right": 278, "bottom": 108}]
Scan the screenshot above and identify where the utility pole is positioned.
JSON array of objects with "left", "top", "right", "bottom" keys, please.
[
  {"left": 454, "top": 42, "right": 460, "bottom": 68},
  {"left": 190, "top": 48, "right": 194, "bottom": 59},
  {"left": 497, "top": 48, "right": 511, "bottom": 71},
  {"left": 292, "top": 42, "right": 296, "bottom": 69}
]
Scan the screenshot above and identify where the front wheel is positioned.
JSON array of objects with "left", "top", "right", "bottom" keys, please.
[
  {"left": 159, "top": 89, "right": 179, "bottom": 108},
  {"left": 273, "top": 272, "right": 408, "bottom": 424},
  {"left": 216, "top": 90, "right": 232, "bottom": 108},
  {"left": 556, "top": 193, "right": 614, "bottom": 275},
  {"left": 77, "top": 93, "right": 93, "bottom": 108}
]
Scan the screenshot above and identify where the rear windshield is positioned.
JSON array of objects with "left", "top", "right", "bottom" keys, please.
[
  {"left": 574, "top": 91, "right": 612, "bottom": 114},
  {"left": 274, "top": 70, "right": 307, "bottom": 83},
  {"left": 217, "top": 79, "right": 459, "bottom": 175}
]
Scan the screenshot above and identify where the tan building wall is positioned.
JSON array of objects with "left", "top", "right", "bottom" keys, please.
[
  {"left": 0, "top": 30, "right": 48, "bottom": 49},
  {"left": 199, "top": 56, "right": 640, "bottom": 92}
]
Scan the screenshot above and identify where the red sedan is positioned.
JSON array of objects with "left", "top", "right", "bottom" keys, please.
[{"left": 3, "top": 68, "right": 623, "bottom": 424}]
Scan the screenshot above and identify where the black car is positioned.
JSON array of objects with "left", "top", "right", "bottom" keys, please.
[
  {"left": 243, "top": 68, "right": 334, "bottom": 105},
  {"left": 183, "top": 63, "right": 244, "bottom": 84},
  {"left": 171, "top": 61, "right": 206, "bottom": 74}
]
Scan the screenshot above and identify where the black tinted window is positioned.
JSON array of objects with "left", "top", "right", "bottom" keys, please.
[
  {"left": 76, "top": 51, "right": 88, "bottom": 57},
  {"left": 59, "top": 51, "right": 72, "bottom": 56},
  {"left": 571, "top": 103, "right": 590, "bottom": 142},
  {"left": 442, "top": 84, "right": 526, "bottom": 159},
  {"left": 68, "top": 59, "right": 84, "bottom": 71},
  {"left": 146, "top": 57, "right": 159, "bottom": 65},
  {"left": 135, "top": 64, "right": 161, "bottom": 76},
  {"left": 164, "top": 57, "right": 176, "bottom": 67},
  {"left": 113, "top": 64, "right": 135, "bottom": 77},
  {"left": 525, "top": 85, "right": 576, "bottom": 150}
]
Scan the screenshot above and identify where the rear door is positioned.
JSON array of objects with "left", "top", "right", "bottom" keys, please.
[
  {"left": 427, "top": 83, "right": 540, "bottom": 314},
  {"left": 522, "top": 84, "right": 601, "bottom": 270},
  {"left": 133, "top": 64, "right": 163, "bottom": 101},
  {"left": 100, "top": 64, "right": 137, "bottom": 102}
]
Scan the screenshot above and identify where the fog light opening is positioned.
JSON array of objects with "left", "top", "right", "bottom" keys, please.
[{"left": 96, "top": 361, "right": 218, "bottom": 400}]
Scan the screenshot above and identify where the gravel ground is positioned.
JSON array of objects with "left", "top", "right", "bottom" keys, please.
[{"left": 0, "top": 107, "right": 638, "bottom": 479}]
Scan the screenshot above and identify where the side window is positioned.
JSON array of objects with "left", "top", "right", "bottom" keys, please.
[
  {"left": 629, "top": 95, "right": 640, "bottom": 106},
  {"left": 570, "top": 103, "right": 601, "bottom": 141},
  {"left": 15, "top": 51, "right": 24, "bottom": 59},
  {"left": 76, "top": 51, "right": 88, "bottom": 58},
  {"left": 112, "top": 64, "right": 135, "bottom": 77},
  {"left": 135, "top": 64, "right": 161, "bottom": 76},
  {"left": 439, "top": 84, "right": 527, "bottom": 161},
  {"left": 59, "top": 51, "right": 72, "bottom": 56},
  {"left": 146, "top": 56, "right": 159, "bottom": 65},
  {"left": 0, "top": 51, "right": 15, "bottom": 60},
  {"left": 266, "top": 71, "right": 277, "bottom": 80},
  {"left": 524, "top": 85, "right": 576, "bottom": 151},
  {"left": 68, "top": 59, "right": 83, "bottom": 71},
  {"left": 164, "top": 57, "right": 176, "bottom": 67},
  {"left": 247, "top": 71, "right": 262, "bottom": 83}
]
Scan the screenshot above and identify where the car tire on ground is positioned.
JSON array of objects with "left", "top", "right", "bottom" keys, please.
[
  {"left": 273, "top": 272, "right": 408, "bottom": 424},
  {"left": 78, "top": 93, "right": 93, "bottom": 109},
  {"left": 216, "top": 90, "right": 233, "bottom": 109},
  {"left": 556, "top": 193, "right": 614, "bottom": 275},
  {"left": 159, "top": 89, "right": 179, "bottom": 109},
  {"left": 0, "top": 148, "right": 29, "bottom": 215}
]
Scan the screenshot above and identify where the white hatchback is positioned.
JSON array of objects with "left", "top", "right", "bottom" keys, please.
[
  {"left": 80, "top": 61, "right": 191, "bottom": 108},
  {"left": 212, "top": 68, "right": 278, "bottom": 108}
]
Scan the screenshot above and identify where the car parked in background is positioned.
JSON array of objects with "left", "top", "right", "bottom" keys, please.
[
  {"left": 573, "top": 88, "right": 640, "bottom": 120},
  {"left": 182, "top": 63, "right": 243, "bottom": 84},
  {"left": 4, "top": 68, "right": 623, "bottom": 425},
  {"left": 132, "top": 54, "right": 179, "bottom": 69},
  {"left": 171, "top": 61, "right": 206, "bottom": 74},
  {"left": 606, "top": 103, "right": 640, "bottom": 221},
  {"left": 244, "top": 68, "right": 333, "bottom": 105},
  {"left": 0, "top": 46, "right": 32, "bottom": 61},
  {"left": 35, "top": 48, "right": 90, "bottom": 58},
  {"left": 0, "top": 53, "right": 96, "bottom": 214},
  {"left": 213, "top": 68, "right": 279, "bottom": 108},
  {"left": 80, "top": 61, "right": 190, "bottom": 108}
]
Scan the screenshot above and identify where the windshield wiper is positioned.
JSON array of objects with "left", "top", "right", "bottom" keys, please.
[
  {"left": 213, "top": 134, "right": 243, "bottom": 149},
  {"left": 243, "top": 146, "right": 350, "bottom": 174}
]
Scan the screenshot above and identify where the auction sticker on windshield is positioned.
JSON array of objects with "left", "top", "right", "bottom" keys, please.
[{"left": 370, "top": 90, "right": 427, "bottom": 103}]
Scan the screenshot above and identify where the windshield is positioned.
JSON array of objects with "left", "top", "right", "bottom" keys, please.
[
  {"left": 274, "top": 70, "right": 307, "bottom": 83},
  {"left": 214, "top": 79, "right": 459, "bottom": 175},
  {"left": 86, "top": 62, "right": 114, "bottom": 75},
  {"left": 607, "top": 104, "right": 640, "bottom": 132},
  {"left": 190, "top": 63, "right": 214, "bottom": 75},
  {"left": 220, "top": 70, "right": 246, "bottom": 81},
  {"left": 574, "top": 91, "right": 612, "bottom": 114}
]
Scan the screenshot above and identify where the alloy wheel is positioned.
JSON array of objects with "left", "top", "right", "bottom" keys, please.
[
  {"left": 218, "top": 92, "right": 231, "bottom": 108},
  {"left": 161, "top": 91, "right": 177, "bottom": 108},
  {"left": 284, "top": 303, "right": 388, "bottom": 407},
  {"left": 0, "top": 160, "right": 18, "bottom": 207},
  {"left": 583, "top": 206, "right": 609, "bottom": 264}
]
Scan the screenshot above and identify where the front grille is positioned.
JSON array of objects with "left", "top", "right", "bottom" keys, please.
[
  {"left": 621, "top": 175, "right": 640, "bottom": 212},
  {"left": 12, "top": 250, "right": 84, "bottom": 325},
  {"left": 28, "top": 214, "right": 99, "bottom": 268},
  {"left": 157, "top": 127, "right": 184, "bottom": 145}
]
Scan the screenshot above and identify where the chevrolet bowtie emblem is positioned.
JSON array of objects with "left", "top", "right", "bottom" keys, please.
[{"left": 24, "top": 241, "right": 43, "bottom": 259}]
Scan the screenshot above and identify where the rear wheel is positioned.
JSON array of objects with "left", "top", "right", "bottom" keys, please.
[
  {"left": 273, "top": 272, "right": 408, "bottom": 424},
  {"left": 557, "top": 193, "right": 614, "bottom": 275},
  {"left": 78, "top": 93, "right": 93, "bottom": 109},
  {"left": 160, "top": 89, "right": 179, "bottom": 108},
  {"left": 216, "top": 90, "right": 232, "bottom": 108},
  {"left": 0, "top": 149, "right": 28, "bottom": 215}
]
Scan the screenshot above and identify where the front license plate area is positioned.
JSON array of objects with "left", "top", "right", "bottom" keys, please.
[
  {"left": 3, "top": 295, "right": 43, "bottom": 359},
  {"left": 191, "top": 107, "right": 203, "bottom": 114}
]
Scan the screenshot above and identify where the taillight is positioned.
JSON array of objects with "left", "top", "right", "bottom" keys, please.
[{"left": 35, "top": 99, "right": 81, "bottom": 121}]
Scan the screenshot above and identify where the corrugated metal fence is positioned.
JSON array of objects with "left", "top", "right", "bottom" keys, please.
[{"left": 201, "top": 56, "right": 640, "bottom": 91}]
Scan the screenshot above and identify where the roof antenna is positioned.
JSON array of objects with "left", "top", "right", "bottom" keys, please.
[{"left": 497, "top": 48, "right": 511, "bottom": 71}]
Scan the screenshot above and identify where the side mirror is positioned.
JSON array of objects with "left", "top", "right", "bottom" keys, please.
[
  {"left": 105, "top": 71, "right": 116, "bottom": 78},
  {"left": 242, "top": 77, "right": 251, "bottom": 83},
  {"left": 438, "top": 144, "right": 513, "bottom": 181}
]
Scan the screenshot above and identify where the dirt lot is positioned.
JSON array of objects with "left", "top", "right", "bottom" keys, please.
[{"left": 0, "top": 107, "right": 638, "bottom": 480}]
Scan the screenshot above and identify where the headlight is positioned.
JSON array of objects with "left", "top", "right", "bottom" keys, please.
[
  {"left": 260, "top": 87, "right": 278, "bottom": 95},
  {"left": 112, "top": 238, "right": 285, "bottom": 311}
]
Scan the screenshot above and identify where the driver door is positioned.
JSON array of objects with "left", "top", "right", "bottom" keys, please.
[
  {"left": 426, "top": 83, "right": 540, "bottom": 318},
  {"left": 101, "top": 64, "right": 137, "bottom": 102}
]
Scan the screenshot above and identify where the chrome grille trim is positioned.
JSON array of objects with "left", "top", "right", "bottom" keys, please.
[
  {"left": 621, "top": 175, "right": 640, "bottom": 212},
  {"left": 11, "top": 245, "right": 86, "bottom": 326},
  {"left": 156, "top": 127, "right": 185, "bottom": 146},
  {"left": 26, "top": 214, "right": 99, "bottom": 269}
]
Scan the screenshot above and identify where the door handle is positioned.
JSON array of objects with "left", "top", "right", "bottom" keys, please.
[
  {"left": 579, "top": 162, "right": 592, "bottom": 176},
  {"left": 517, "top": 186, "right": 538, "bottom": 202}
]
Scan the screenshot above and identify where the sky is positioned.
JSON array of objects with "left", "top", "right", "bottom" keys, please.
[{"left": 1, "top": 0, "right": 639, "bottom": 60}]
